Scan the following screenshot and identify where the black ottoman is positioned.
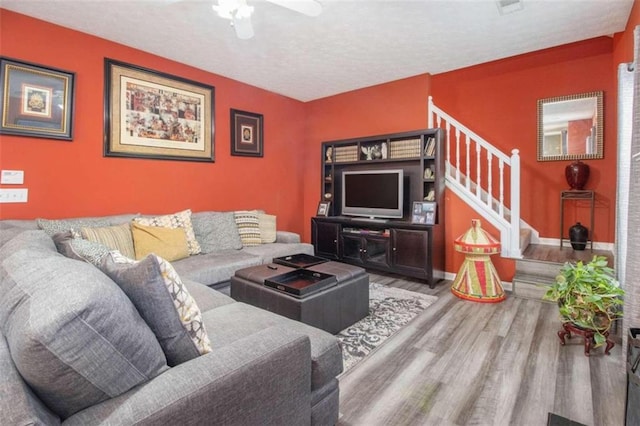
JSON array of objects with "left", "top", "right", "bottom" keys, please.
[{"left": 230, "top": 261, "right": 369, "bottom": 334}]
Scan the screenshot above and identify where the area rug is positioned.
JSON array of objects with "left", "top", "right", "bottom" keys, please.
[{"left": 337, "top": 282, "right": 437, "bottom": 373}]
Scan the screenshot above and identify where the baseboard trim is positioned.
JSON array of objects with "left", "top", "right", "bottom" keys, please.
[{"left": 536, "top": 237, "right": 613, "bottom": 252}]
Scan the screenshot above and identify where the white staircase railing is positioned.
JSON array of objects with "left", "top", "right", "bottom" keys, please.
[{"left": 428, "top": 96, "right": 522, "bottom": 258}]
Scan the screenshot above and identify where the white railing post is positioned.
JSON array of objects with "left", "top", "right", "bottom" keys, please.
[
  {"left": 428, "top": 96, "right": 434, "bottom": 128},
  {"left": 509, "top": 149, "right": 521, "bottom": 256}
]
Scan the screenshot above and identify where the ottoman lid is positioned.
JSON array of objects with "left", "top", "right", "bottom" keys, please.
[
  {"left": 234, "top": 263, "right": 296, "bottom": 284},
  {"left": 307, "top": 261, "right": 366, "bottom": 282}
]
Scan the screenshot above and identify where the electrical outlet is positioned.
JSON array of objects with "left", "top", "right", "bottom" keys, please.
[{"left": 0, "top": 188, "right": 28, "bottom": 203}]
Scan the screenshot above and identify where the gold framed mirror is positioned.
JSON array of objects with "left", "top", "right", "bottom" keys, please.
[{"left": 537, "top": 91, "right": 603, "bottom": 161}]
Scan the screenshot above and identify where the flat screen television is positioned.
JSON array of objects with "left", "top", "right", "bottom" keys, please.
[{"left": 341, "top": 169, "right": 404, "bottom": 219}]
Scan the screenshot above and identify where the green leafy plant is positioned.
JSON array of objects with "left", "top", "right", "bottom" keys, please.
[{"left": 544, "top": 255, "right": 624, "bottom": 347}]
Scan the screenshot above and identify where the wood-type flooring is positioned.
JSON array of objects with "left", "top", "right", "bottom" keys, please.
[{"left": 337, "top": 272, "right": 627, "bottom": 426}]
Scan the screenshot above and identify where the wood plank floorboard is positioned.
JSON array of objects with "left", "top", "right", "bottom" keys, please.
[{"left": 337, "top": 272, "right": 626, "bottom": 426}]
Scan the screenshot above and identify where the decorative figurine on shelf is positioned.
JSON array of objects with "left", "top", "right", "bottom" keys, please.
[
  {"left": 424, "top": 190, "right": 435, "bottom": 201},
  {"left": 361, "top": 145, "right": 382, "bottom": 160},
  {"left": 424, "top": 168, "right": 434, "bottom": 179},
  {"left": 325, "top": 146, "right": 333, "bottom": 162},
  {"left": 381, "top": 142, "right": 388, "bottom": 160}
]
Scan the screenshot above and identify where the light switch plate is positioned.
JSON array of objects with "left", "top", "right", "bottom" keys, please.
[
  {"left": 0, "top": 188, "right": 28, "bottom": 203},
  {"left": 1, "top": 170, "right": 24, "bottom": 184}
]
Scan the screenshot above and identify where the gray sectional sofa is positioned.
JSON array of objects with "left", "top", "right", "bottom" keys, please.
[{"left": 0, "top": 212, "right": 342, "bottom": 425}]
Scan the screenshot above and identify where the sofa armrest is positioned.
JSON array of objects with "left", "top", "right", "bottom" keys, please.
[
  {"left": 275, "top": 231, "right": 301, "bottom": 244},
  {"left": 64, "top": 327, "right": 312, "bottom": 426}
]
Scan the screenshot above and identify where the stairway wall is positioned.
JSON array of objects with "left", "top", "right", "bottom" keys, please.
[{"left": 431, "top": 37, "right": 617, "bottom": 245}]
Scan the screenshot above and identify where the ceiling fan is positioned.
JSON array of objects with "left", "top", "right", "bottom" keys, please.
[{"left": 212, "top": 0, "right": 323, "bottom": 39}]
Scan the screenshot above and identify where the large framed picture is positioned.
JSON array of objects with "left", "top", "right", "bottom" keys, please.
[
  {"left": 0, "top": 57, "right": 75, "bottom": 140},
  {"left": 230, "top": 108, "right": 263, "bottom": 157},
  {"left": 104, "top": 58, "right": 214, "bottom": 162},
  {"left": 411, "top": 201, "right": 437, "bottom": 225}
]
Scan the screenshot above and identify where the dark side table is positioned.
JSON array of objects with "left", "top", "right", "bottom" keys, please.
[{"left": 560, "top": 190, "right": 594, "bottom": 250}]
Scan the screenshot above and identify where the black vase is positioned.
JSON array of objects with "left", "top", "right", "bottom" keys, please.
[{"left": 569, "top": 222, "right": 588, "bottom": 250}]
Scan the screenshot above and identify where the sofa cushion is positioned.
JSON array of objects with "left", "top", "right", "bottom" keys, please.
[
  {"left": 181, "top": 277, "right": 236, "bottom": 313},
  {"left": 258, "top": 213, "right": 277, "bottom": 243},
  {"left": 81, "top": 223, "right": 136, "bottom": 259},
  {"left": 134, "top": 209, "right": 201, "bottom": 255},
  {"left": 52, "top": 231, "right": 111, "bottom": 265},
  {"left": 131, "top": 222, "right": 190, "bottom": 261},
  {"left": 172, "top": 250, "right": 262, "bottom": 287},
  {"left": 0, "top": 237, "right": 168, "bottom": 419},
  {"left": 201, "top": 302, "right": 343, "bottom": 391},
  {"left": 191, "top": 211, "right": 243, "bottom": 253},
  {"left": 242, "top": 242, "right": 314, "bottom": 264},
  {"left": 234, "top": 210, "right": 261, "bottom": 247},
  {"left": 0, "top": 333, "right": 60, "bottom": 426},
  {"left": 100, "top": 251, "right": 212, "bottom": 366}
]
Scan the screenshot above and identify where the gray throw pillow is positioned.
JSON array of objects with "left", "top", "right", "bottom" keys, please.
[
  {"left": 99, "top": 251, "right": 212, "bottom": 366},
  {"left": 36, "top": 217, "right": 110, "bottom": 238},
  {"left": 51, "top": 231, "right": 111, "bottom": 266},
  {"left": 191, "top": 212, "right": 243, "bottom": 253},
  {"left": 0, "top": 248, "right": 168, "bottom": 419}
]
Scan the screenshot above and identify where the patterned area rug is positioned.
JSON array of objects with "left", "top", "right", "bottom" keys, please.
[{"left": 337, "top": 282, "right": 438, "bottom": 373}]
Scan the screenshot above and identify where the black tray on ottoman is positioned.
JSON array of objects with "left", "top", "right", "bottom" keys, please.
[
  {"left": 272, "top": 253, "right": 329, "bottom": 269},
  {"left": 264, "top": 269, "right": 337, "bottom": 298}
]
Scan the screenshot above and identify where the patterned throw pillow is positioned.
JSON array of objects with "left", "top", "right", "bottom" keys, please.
[
  {"left": 51, "top": 231, "right": 111, "bottom": 266},
  {"left": 130, "top": 222, "right": 189, "bottom": 262},
  {"left": 234, "top": 210, "right": 262, "bottom": 247},
  {"left": 258, "top": 213, "right": 277, "bottom": 243},
  {"left": 100, "top": 251, "right": 212, "bottom": 366},
  {"left": 133, "top": 210, "right": 201, "bottom": 255},
  {"left": 81, "top": 223, "right": 136, "bottom": 259}
]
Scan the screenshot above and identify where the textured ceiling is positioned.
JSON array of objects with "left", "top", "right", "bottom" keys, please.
[{"left": 0, "top": 0, "right": 634, "bottom": 101}]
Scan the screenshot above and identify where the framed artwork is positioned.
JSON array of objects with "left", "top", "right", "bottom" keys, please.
[
  {"left": 411, "top": 201, "right": 437, "bottom": 225},
  {"left": 317, "top": 201, "right": 331, "bottom": 217},
  {"left": 230, "top": 108, "right": 263, "bottom": 157},
  {"left": 104, "top": 58, "right": 214, "bottom": 162},
  {"left": 0, "top": 57, "right": 75, "bottom": 140}
]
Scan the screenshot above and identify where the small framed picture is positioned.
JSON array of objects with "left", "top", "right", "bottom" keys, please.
[
  {"left": 411, "top": 201, "right": 437, "bottom": 225},
  {"left": 0, "top": 57, "right": 75, "bottom": 140},
  {"left": 230, "top": 108, "right": 263, "bottom": 157},
  {"left": 317, "top": 201, "right": 331, "bottom": 217}
]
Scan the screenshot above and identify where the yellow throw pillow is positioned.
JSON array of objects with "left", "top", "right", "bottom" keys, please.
[
  {"left": 133, "top": 209, "right": 201, "bottom": 255},
  {"left": 131, "top": 222, "right": 190, "bottom": 262},
  {"left": 81, "top": 223, "right": 136, "bottom": 259}
]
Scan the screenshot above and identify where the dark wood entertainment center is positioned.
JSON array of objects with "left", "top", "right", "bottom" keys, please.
[{"left": 312, "top": 129, "right": 445, "bottom": 288}]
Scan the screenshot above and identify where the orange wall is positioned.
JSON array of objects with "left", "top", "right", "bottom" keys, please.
[
  {"left": 303, "top": 37, "right": 619, "bottom": 282},
  {"left": 432, "top": 37, "right": 616, "bottom": 246},
  {"left": 302, "top": 74, "right": 432, "bottom": 237},
  {"left": 3, "top": 7, "right": 638, "bottom": 282},
  {"left": 0, "top": 10, "right": 308, "bottom": 235}
]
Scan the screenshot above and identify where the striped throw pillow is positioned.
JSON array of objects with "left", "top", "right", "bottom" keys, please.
[
  {"left": 81, "top": 223, "right": 135, "bottom": 259},
  {"left": 234, "top": 211, "right": 261, "bottom": 247}
]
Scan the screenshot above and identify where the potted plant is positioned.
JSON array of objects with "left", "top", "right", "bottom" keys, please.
[{"left": 544, "top": 255, "right": 624, "bottom": 347}]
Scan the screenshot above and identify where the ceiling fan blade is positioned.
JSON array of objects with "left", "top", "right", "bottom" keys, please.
[
  {"left": 266, "top": 0, "right": 322, "bottom": 17},
  {"left": 233, "top": 15, "right": 254, "bottom": 39}
]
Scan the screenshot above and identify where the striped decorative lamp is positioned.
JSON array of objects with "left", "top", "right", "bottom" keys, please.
[{"left": 451, "top": 219, "right": 505, "bottom": 303}]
